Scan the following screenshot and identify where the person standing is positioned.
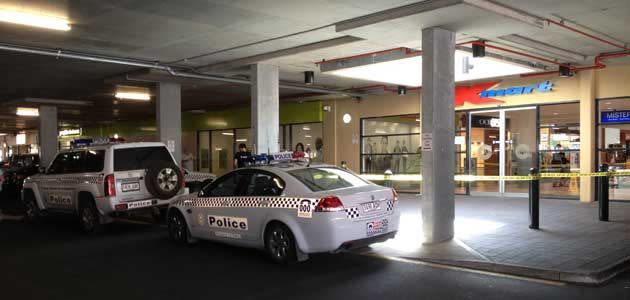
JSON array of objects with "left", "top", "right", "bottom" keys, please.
[{"left": 234, "top": 143, "right": 252, "bottom": 169}]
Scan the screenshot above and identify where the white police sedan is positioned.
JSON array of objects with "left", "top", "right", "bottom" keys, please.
[{"left": 166, "top": 158, "right": 400, "bottom": 264}]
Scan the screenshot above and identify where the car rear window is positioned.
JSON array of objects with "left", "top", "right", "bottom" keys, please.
[
  {"left": 288, "top": 167, "right": 369, "bottom": 192},
  {"left": 114, "top": 147, "right": 173, "bottom": 171}
]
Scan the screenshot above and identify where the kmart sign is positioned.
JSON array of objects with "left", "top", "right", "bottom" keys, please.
[{"left": 479, "top": 80, "right": 553, "bottom": 98}]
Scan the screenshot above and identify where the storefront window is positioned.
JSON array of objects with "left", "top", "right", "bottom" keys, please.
[
  {"left": 598, "top": 98, "right": 630, "bottom": 201},
  {"left": 455, "top": 112, "right": 468, "bottom": 194},
  {"left": 540, "top": 103, "right": 580, "bottom": 198},
  {"left": 289, "top": 123, "right": 323, "bottom": 162},
  {"left": 361, "top": 115, "right": 421, "bottom": 192}
]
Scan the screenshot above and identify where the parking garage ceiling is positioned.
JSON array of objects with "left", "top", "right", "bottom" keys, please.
[{"left": 0, "top": 0, "right": 628, "bottom": 131}]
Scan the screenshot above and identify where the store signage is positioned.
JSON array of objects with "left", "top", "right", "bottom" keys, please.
[
  {"left": 455, "top": 81, "right": 503, "bottom": 107},
  {"left": 601, "top": 110, "right": 630, "bottom": 123},
  {"left": 59, "top": 129, "right": 81, "bottom": 137},
  {"left": 479, "top": 80, "right": 553, "bottom": 98},
  {"left": 471, "top": 115, "right": 500, "bottom": 128}
]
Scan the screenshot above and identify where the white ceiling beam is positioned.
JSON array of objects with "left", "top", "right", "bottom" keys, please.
[
  {"left": 498, "top": 34, "right": 588, "bottom": 63},
  {"left": 196, "top": 36, "right": 363, "bottom": 73},
  {"left": 335, "top": 0, "right": 463, "bottom": 32},
  {"left": 462, "top": 0, "right": 546, "bottom": 28}
]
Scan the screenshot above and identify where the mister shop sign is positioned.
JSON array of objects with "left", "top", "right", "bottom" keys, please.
[
  {"left": 479, "top": 80, "right": 553, "bottom": 98},
  {"left": 601, "top": 110, "right": 630, "bottom": 123}
]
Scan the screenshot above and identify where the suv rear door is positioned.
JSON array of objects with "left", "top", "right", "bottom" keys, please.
[{"left": 113, "top": 146, "right": 175, "bottom": 202}]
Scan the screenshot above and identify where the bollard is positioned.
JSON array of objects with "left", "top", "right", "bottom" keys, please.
[
  {"left": 384, "top": 169, "right": 393, "bottom": 188},
  {"left": 529, "top": 168, "right": 540, "bottom": 229},
  {"left": 599, "top": 164, "right": 609, "bottom": 222}
]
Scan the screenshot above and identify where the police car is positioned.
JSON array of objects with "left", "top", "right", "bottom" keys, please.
[
  {"left": 166, "top": 153, "right": 400, "bottom": 263},
  {"left": 22, "top": 142, "right": 187, "bottom": 233},
  {"left": 184, "top": 169, "right": 215, "bottom": 193}
]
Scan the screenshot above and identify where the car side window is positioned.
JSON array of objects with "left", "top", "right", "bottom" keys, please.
[
  {"left": 244, "top": 172, "right": 285, "bottom": 197},
  {"left": 204, "top": 172, "right": 248, "bottom": 197},
  {"left": 48, "top": 151, "right": 84, "bottom": 174}
]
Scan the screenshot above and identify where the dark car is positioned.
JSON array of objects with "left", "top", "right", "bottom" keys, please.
[{"left": 2, "top": 154, "right": 40, "bottom": 194}]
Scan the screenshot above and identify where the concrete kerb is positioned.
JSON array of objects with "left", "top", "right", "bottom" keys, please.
[{"left": 400, "top": 256, "right": 630, "bottom": 286}]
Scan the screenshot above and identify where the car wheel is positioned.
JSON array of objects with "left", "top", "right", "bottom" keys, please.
[
  {"left": 146, "top": 163, "right": 182, "bottom": 200},
  {"left": 265, "top": 223, "right": 298, "bottom": 264},
  {"left": 23, "top": 190, "right": 41, "bottom": 222},
  {"left": 168, "top": 210, "right": 192, "bottom": 244},
  {"left": 78, "top": 201, "right": 103, "bottom": 234}
]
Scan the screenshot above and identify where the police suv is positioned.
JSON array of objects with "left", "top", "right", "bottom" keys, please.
[
  {"left": 22, "top": 142, "right": 186, "bottom": 233},
  {"left": 167, "top": 153, "right": 400, "bottom": 263}
]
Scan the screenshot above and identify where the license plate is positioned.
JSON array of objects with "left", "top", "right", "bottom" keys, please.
[
  {"left": 362, "top": 201, "right": 381, "bottom": 213},
  {"left": 127, "top": 200, "right": 152, "bottom": 210},
  {"left": 366, "top": 219, "right": 388, "bottom": 236},
  {"left": 121, "top": 182, "right": 140, "bottom": 192}
]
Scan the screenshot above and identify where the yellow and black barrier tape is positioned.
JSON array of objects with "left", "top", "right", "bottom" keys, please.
[{"left": 360, "top": 171, "right": 630, "bottom": 182}]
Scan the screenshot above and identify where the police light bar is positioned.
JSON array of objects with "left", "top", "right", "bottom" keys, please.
[{"left": 271, "top": 152, "right": 294, "bottom": 161}]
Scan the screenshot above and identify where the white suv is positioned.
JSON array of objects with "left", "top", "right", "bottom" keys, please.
[{"left": 22, "top": 142, "right": 187, "bottom": 233}]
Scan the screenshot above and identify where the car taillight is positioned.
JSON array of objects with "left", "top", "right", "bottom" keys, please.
[
  {"left": 392, "top": 188, "right": 398, "bottom": 201},
  {"left": 104, "top": 174, "right": 116, "bottom": 197},
  {"left": 315, "top": 196, "right": 344, "bottom": 212}
]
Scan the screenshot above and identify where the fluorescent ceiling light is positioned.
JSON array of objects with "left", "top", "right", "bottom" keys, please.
[
  {"left": 16, "top": 107, "right": 39, "bottom": 116},
  {"left": 221, "top": 132, "right": 234, "bottom": 136},
  {"left": 325, "top": 51, "right": 535, "bottom": 87},
  {"left": 0, "top": 9, "right": 71, "bottom": 31},
  {"left": 115, "top": 86, "right": 151, "bottom": 101},
  {"left": 115, "top": 92, "right": 150, "bottom": 101},
  {"left": 0, "top": 133, "right": 7, "bottom": 136},
  {"left": 236, "top": 139, "right": 247, "bottom": 142}
]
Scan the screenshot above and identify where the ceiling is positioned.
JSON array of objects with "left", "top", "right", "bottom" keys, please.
[{"left": 0, "top": 0, "right": 628, "bottom": 131}]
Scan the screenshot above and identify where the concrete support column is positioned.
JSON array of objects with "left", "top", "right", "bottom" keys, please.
[
  {"left": 251, "top": 63, "right": 280, "bottom": 154},
  {"left": 421, "top": 27, "right": 456, "bottom": 244},
  {"left": 579, "top": 70, "right": 596, "bottom": 203},
  {"left": 38, "top": 105, "right": 58, "bottom": 167},
  {"left": 157, "top": 82, "right": 182, "bottom": 164}
]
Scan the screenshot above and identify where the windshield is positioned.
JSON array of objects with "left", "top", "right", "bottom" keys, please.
[{"left": 288, "top": 167, "right": 369, "bottom": 192}]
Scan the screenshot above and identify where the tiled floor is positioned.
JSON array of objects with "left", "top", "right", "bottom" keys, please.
[{"left": 371, "top": 194, "right": 630, "bottom": 274}]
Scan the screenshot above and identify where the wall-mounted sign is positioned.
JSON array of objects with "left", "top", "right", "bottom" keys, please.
[
  {"left": 479, "top": 80, "right": 553, "bottom": 98},
  {"left": 59, "top": 128, "right": 81, "bottom": 137},
  {"left": 471, "top": 115, "right": 500, "bottom": 128},
  {"left": 601, "top": 110, "right": 630, "bottom": 123}
]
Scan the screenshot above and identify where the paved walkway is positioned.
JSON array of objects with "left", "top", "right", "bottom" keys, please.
[{"left": 366, "top": 195, "right": 630, "bottom": 284}]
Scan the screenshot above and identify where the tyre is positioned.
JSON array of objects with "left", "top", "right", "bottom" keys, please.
[
  {"left": 168, "top": 210, "right": 192, "bottom": 244},
  {"left": 78, "top": 200, "right": 103, "bottom": 234},
  {"left": 145, "top": 163, "right": 182, "bottom": 200},
  {"left": 22, "top": 189, "right": 41, "bottom": 222},
  {"left": 265, "top": 223, "right": 298, "bottom": 264}
]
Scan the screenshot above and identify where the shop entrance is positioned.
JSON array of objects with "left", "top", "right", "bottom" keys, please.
[{"left": 469, "top": 107, "right": 537, "bottom": 196}]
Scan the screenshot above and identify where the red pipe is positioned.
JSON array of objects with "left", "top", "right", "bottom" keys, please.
[
  {"left": 546, "top": 19, "right": 629, "bottom": 51},
  {"left": 521, "top": 51, "right": 630, "bottom": 77},
  {"left": 458, "top": 41, "right": 570, "bottom": 68}
]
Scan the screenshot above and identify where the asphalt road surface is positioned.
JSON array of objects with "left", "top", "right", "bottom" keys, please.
[{"left": 1, "top": 195, "right": 629, "bottom": 300}]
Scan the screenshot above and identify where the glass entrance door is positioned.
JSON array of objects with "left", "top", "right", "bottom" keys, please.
[{"left": 469, "top": 107, "right": 537, "bottom": 196}]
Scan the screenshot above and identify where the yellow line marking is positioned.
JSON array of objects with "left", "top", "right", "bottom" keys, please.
[{"left": 363, "top": 253, "right": 566, "bottom": 286}]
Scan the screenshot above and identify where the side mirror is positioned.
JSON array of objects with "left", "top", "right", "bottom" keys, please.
[{"left": 39, "top": 167, "right": 46, "bottom": 174}]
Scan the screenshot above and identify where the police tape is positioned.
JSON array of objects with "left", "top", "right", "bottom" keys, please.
[{"left": 360, "top": 171, "right": 630, "bottom": 182}]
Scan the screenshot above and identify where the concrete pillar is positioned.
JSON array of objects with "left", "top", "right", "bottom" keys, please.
[
  {"left": 421, "top": 27, "right": 456, "bottom": 244},
  {"left": 157, "top": 82, "right": 182, "bottom": 164},
  {"left": 38, "top": 105, "right": 58, "bottom": 167},
  {"left": 579, "top": 70, "right": 596, "bottom": 203},
  {"left": 251, "top": 63, "right": 280, "bottom": 154}
]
